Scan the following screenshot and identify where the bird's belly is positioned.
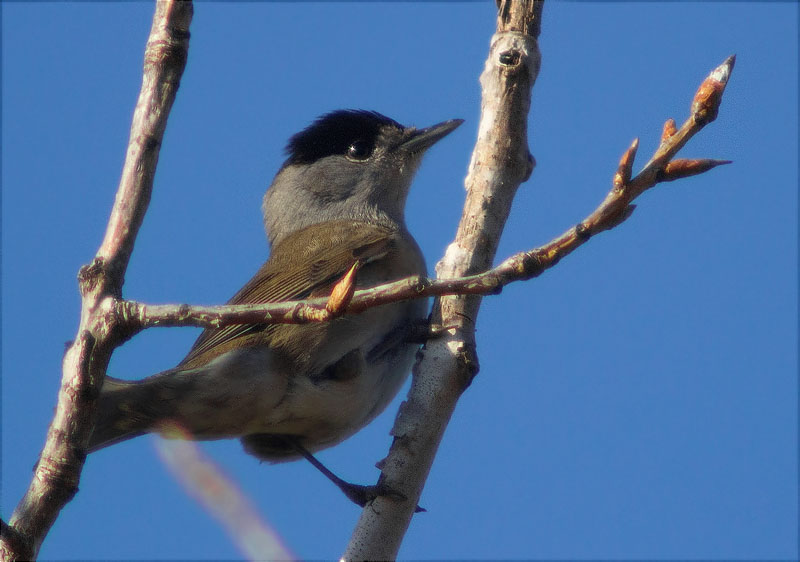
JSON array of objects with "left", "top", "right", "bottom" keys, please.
[
  {"left": 275, "top": 344, "right": 416, "bottom": 450},
  {"left": 252, "top": 300, "right": 427, "bottom": 455}
]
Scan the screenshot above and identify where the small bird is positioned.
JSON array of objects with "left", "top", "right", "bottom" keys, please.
[{"left": 89, "top": 110, "right": 462, "bottom": 503}]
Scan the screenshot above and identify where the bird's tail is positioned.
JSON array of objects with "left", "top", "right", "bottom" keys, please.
[
  {"left": 88, "top": 376, "right": 157, "bottom": 452},
  {"left": 90, "top": 359, "right": 279, "bottom": 452}
]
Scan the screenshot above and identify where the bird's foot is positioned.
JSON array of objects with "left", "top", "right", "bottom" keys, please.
[
  {"left": 336, "top": 480, "right": 426, "bottom": 513},
  {"left": 405, "top": 319, "right": 460, "bottom": 344}
]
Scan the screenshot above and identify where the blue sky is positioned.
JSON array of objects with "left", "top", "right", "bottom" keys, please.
[{"left": 2, "top": 2, "right": 797, "bottom": 560}]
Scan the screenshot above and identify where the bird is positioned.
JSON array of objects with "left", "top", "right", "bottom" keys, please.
[{"left": 88, "top": 110, "right": 463, "bottom": 505}]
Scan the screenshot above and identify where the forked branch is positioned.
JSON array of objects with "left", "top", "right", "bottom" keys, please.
[
  {"left": 0, "top": 0, "right": 735, "bottom": 558},
  {"left": 0, "top": 2, "right": 193, "bottom": 560},
  {"left": 110, "top": 56, "right": 735, "bottom": 339}
]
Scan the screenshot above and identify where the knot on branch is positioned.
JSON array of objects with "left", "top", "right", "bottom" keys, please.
[
  {"left": 574, "top": 223, "right": 592, "bottom": 241},
  {"left": 520, "top": 251, "right": 546, "bottom": 279},
  {"left": 141, "top": 134, "right": 162, "bottom": 154},
  {"left": 77, "top": 257, "right": 125, "bottom": 299},
  {"left": 177, "top": 303, "right": 192, "bottom": 319},
  {"left": 487, "top": 27, "right": 541, "bottom": 83},
  {"left": 412, "top": 275, "right": 432, "bottom": 294},
  {"left": 77, "top": 258, "right": 106, "bottom": 297},
  {"left": 498, "top": 49, "right": 521, "bottom": 67},
  {"left": 455, "top": 342, "right": 480, "bottom": 390},
  {"left": 522, "top": 153, "right": 536, "bottom": 182}
]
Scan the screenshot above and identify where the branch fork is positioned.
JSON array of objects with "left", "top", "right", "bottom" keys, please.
[
  {"left": 0, "top": 0, "right": 736, "bottom": 557},
  {"left": 116, "top": 54, "right": 735, "bottom": 342}
]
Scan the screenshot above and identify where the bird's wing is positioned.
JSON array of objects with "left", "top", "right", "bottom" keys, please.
[{"left": 177, "top": 220, "right": 396, "bottom": 369}]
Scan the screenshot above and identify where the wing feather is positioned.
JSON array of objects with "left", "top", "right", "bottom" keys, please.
[{"left": 177, "top": 220, "right": 395, "bottom": 368}]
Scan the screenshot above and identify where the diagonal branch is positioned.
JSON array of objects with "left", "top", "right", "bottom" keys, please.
[
  {"left": 0, "top": 2, "right": 734, "bottom": 559},
  {"left": 344, "top": 1, "right": 543, "bottom": 558},
  {"left": 111, "top": 57, "right": 734, "bottom": 347},
  {"left": 0, "top": 3, "right": 193, "bottom": 560},
  {"left": 337, "top": 4, "right": 733, "bottom": 557},
  {"left": 96, "top": 2, "right": 192, "bottom": 290}
]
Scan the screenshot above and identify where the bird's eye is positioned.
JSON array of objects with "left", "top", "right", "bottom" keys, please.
[{"left": 346, "top": 140, "right": 372, "bottom": 161}]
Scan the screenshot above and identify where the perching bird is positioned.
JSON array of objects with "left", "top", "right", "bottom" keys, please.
[{"left": 89, "top": 110, "right": 462, "bottom": 503}]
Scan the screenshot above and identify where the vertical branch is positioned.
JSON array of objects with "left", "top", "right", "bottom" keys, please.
[
  {"left": 99, "top": 0, "right": 193, "bottom": 289},
  {"left": 342, "top": 1, "right": 543, "bottom": 559},
  {"left": 0, "top": 2, "right": 193, "bottom": 560}
]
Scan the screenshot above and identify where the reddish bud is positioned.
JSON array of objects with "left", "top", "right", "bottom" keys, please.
[
  {"left": 614, "top": 138, "right": 639, "bottom": 189},
  {"left": 326, "top": 261, "right": 360, "bottom": 315},
  {"left": 659, "top": 158, "right": 732, "bottom": 182},
  {"left": 661, "top": 118, "right": 677, "bottom": 142},
  {"left": 691, "top": 55, "right": 735, "bottom": 126}
]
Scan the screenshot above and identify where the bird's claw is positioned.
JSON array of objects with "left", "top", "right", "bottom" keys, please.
[
  {"left": 405, "top": 319, "right": 457, "bottom": 344},
  {"left": 338, "top": 481, "right": 426, "bottom": 513}
]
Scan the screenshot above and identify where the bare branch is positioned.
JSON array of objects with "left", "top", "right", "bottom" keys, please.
[
  {"left": 0, "top": 3, "right": 735, "bottom": 558},
  {"left": 113, "top": 103, "right": 731, "bottom": 337},
  {"left": 105, "top": 46, "right": 735, "bottom": 346},
  {"left": 97, "top": 0, "right": 193, "bottom": 288},
  {"left": 343, "top": 1, "right": 544, "bottom": 558},
  {"left": 0, "top": 3, "right": 193, "bottom": 560},
  {"left": 340, "top": 11, "right": 734, "bottom": 559}
]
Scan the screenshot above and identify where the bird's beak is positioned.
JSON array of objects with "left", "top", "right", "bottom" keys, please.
[{"left": 401, "top": 118, "right": 464, "bottom": 154}]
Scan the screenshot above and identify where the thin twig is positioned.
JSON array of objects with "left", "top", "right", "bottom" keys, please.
[
  {"left": 111, "top": 57, "right": 735, "bottom": 341},
  {"left": 339, "top": 23, "right": 733, "bottom": 562}
]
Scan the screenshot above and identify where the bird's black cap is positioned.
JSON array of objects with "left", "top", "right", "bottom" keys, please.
[{"left": 284, "top": 110, "right": 402, "bottom": 166}]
